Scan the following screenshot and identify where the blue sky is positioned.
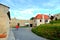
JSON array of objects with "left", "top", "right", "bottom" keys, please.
[{"left": 0, "top": 0, "right": 60, "bottom": 20}]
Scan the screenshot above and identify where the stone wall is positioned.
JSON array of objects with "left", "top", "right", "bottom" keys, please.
[
  {"left": 0, "top": 4, "right": 10, "bottom": 40},
  {"left": 10, "top": 18, "right": 34, "bottom": 27}
]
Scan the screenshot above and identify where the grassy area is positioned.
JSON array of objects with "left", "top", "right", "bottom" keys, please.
[
  {"left": 31, "top": 20, "right": 60, "bottom": 40},
  {"left": 50, "top": 19, "right": 60, "bottom": 24}
]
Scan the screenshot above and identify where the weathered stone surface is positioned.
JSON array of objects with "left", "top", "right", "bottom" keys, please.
[
  {"left": 0, "top": 4, "right": 10, "bottom": 40},
  {"left": 10, "top": 18, "right": 34, "bottom": 27}
]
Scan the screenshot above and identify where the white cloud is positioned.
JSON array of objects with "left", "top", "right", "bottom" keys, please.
[
  {"left": 42, "top": 0, "right": 60, "bottom": 9},
  {"left": 36, "top": 13, "right": 49, "bottom": 15},
  {"left": 10, "top": 9, "right": 35, "bottom": 20},
  {"left": 5, "top": 0, "right": 16, "bottom": 7},
  {"left": 19, "top": 9, "right": 34, "bottom": 14},
  {"left": 10, "top": 8, "right": 52, "bottom": 20},
  {"left": 43, "top": 3, "right": 54, "bottom": 7}
]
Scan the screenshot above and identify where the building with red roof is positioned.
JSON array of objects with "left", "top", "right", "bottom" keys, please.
[
  {"left": 35, "top": 14, "right": 49, "bottom": 19},
  {"left": 34, "top": 14, "right": 50, "bottom": 26}
]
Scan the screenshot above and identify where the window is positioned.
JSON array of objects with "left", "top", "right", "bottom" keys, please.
[
  {"left": 40, "top": 20, "right": 42, "bottom": 22},
  {"left": 45, "top": 20, "right": 48, "bottom": 22},
  {"left": 7, "top": 11, "right": 11, "bottom": 20}
]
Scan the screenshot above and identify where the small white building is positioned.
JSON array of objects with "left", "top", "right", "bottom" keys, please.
[
  {"left": 54, "top": 13, "right": 60, "bottom": 20},
  {"left": 34, "top": 14, "right": 50, "bottom": 26}
]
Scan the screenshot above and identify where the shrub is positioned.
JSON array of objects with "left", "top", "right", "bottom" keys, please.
[{"left": 31, "top": 24, "right": 60, "bottom": 40}]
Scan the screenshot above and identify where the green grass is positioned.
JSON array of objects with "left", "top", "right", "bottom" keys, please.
[
  {"left": 31, "top": 20, "right": 60, "bottom": 40},
  {"left": 50, "top": 19, "right": 60, "bottom": 24}
]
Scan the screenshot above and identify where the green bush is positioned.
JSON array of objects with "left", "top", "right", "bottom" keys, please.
[
  {"left": 50, "top": 19, "right": 60, "bottom": 24},
  {"left": 32, "top": 24, "right": 60, "bottom": 40}
]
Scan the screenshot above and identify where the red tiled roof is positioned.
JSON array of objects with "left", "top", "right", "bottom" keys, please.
[
  {"left": 35, "top": 14, "right": 42, "bottom": 19},
  {"left": 44, "top": 15, "right": 49, "bottom": 19},
  {"left": 35, "top": 14, "right": 49, "bottom": 19}
]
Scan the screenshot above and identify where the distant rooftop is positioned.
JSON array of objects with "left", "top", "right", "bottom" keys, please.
[{"left": 0, "top": 3, "right": 9, "bottom": 8}]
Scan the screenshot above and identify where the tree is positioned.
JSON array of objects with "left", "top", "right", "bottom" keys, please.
[
  {"left": 50, "top": 16, "right": 54, "bottom": 20},
  {"left": 30, "top": 17, "right": 34, "bottom": 20},
  {"left": 55, "top": 17, "right": 57, "bottom": 21}
]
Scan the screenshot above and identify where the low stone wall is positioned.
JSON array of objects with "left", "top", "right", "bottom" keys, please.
[{"left": 10, "top": 19, "right": 34, "bottom": 27}]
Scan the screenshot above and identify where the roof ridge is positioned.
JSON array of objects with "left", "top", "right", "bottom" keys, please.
[{"left": 0, "top": 3, "right": 9, "bottom": 8}]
